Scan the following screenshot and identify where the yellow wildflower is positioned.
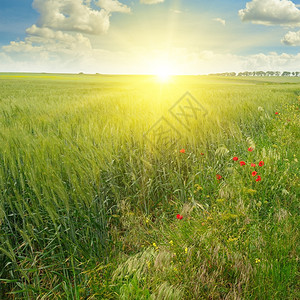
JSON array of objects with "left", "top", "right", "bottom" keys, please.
[
  {"left": 246, "top": 189, "right": 257, "bottom": 195},
  {"left": 216, "top": 198, "right": 225, "bottom": 203},
  {"left": 227, "top": 237, "right": 238, "bottom": 243},
  {"left": 194, "top": 184, "right": 203, "bottom": 191},
  {"left": 153, "top": 242, "right": 159, "bottom": 251}
]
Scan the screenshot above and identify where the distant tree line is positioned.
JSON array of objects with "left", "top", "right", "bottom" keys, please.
[{"left": 209, "top": 71, "right": 300, "bottom": 77}]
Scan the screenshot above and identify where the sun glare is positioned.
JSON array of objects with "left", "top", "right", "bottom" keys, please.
[{"left": 155, "top": 67, "right": 172, "bottom": 82}]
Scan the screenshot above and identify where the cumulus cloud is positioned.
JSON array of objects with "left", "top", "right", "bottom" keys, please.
[
  {"left": 213, "top": 18, "right": 226, "bottom": 26},
  {"left": 26, "top": 25, "right": 92, "bottom": 49},
  {"left": 3, "top": 25, "right": 92, "bottom": 53},
  {"left": 239, "top": 0, "right": 300, "bottom": 26},
  {"left": 281, "top": 30, "right": 300, "bottom": 45},
  {"left": 0, "top": 0, "right": 131, "bottom": 72},
  {"left": 32, "top": 0, "right": 130, "bottom": 35},
  {"left": 188, "top": 50, "right": 300, "bottom": 73},
  {"left": 97, "top": 0, "right": 131, "bottom": 13},
  {"left": 140, "top": 0, "right": 164, "bottom": 4},
  {"left": 4, "top": 0, "right": 130, "bottom": 55},
  {"left": 162, "top": 49, "right": 300, "bottom": 74},
  {"left": 2, "top": 41, "right": 43, "bottom": 54},
  {"left": 242, "top": 51, "right": 299, "bottom": 70},
  {"left": 1, "top": 27, "right": 96, "bottom": 73}
]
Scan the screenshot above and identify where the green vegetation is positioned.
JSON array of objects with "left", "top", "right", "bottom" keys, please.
[{"left": 0, "top": 74, "right": 299, "bottom": 299}]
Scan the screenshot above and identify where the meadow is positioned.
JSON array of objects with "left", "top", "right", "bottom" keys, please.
[{"left": 0, "top": 73, "right": 299, "bottom": 299}]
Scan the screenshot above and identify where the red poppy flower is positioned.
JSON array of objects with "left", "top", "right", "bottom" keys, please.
[
  {"left": 180, "top": 149, "right": 185, "bottom": 153},
  {"left": 275, "top": 112, "right": 279, "bottom": 115},
  {"left": 251, "top": 163, "right": 256, "bottom": 167},
  {"left": 233, "top": 157, "right": 238, "bottom": 161},
  {"left": 256, "top": 176, "right": 261, "bottom": 182},
  {"left": 200, "top": 153, "right": 204, "bottom": 156},
  {"left": 259, "top": 161, "right": 264, "bottom": 167},
  {"left": 248, "top": 147, "right": 254, "bottom": 152},
  {"left": 216, "top": 174, "right": 222, "bottom": 180},
  {"left": 240, "top": 161, "right": 246, "bottom": 166},
  {"left": 176, "top": 214, "right": 183, "bottom": 220},
  {"left": 252, "top": 171, "right": 258, "bottom": 177}
]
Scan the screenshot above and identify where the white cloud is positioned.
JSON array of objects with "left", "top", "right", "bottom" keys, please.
[
  {"left": 239, "top": 0, "right": 300, "bottom": 26},
  {"left": 3, "top": 41, "right": 43, "bottom": 54},
  {"left": 32, "top": 0, "right": 130, "bottom": 35},
  {"left": 0, "top": 0, "right": 130, "bottom": 72},
  {"left": 140, "top": 0, "right": 164, "bottom": 4},
  {"left": 242, "top": 52, "right": 299, "bottom": 70},
  {"left": 3, "top": 26, "right": 92, "bottom": 54},
  {"left": 3, "top": 0, "right": 130, "bottom": 56},
  {"left": 26, "top": 25, "right": 92, "bottom": 48},
  {"left": 213, "top": 18, "right": 226, "bottom": 26},
  {"left": 170, "top": 9, "right": 182, "bottom": 14},
  {"left": 182, "top": 50, "right": 300, "bottom": 73},
  {"left": 2, "top": 45, "right": 300, "bottom": 74},
  {"left": 97, "top": 0, "right": 131, "bottom": 13},
  {"left": 281, "top": 30, "right": 300, "bottom": 45}
]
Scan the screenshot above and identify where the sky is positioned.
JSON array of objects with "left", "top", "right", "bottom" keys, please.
[{"left": 1, "top": 0, "right": 300, "bottom": 74}]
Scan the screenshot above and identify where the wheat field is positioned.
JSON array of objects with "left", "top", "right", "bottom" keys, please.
[{"left": 0, "top": 73, "right": 299, "bottom": 299}]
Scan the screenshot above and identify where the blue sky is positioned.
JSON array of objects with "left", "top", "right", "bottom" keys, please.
[
  {"left": 0, "top": 0, "right": 37, "bottom": 44},
  {"left": 1, "top": 0, "right": 300, "bottom": 74}
]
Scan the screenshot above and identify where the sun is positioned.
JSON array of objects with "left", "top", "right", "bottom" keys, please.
[{"left": 155, "top": 67, "right": 172, "bottom": 82}]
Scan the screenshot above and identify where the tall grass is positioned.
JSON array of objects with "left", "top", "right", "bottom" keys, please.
[{"left": 0, "top": 74, "right": 299, "bottom": 299}]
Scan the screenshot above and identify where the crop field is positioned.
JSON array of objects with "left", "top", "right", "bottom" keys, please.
[{"left": 0, "top": 74, "right": 299, "bottom": 299}]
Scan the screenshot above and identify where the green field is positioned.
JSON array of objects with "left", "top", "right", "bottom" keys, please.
[{"left": 0, "top": 74, "right": 299, "bottom": 299}]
